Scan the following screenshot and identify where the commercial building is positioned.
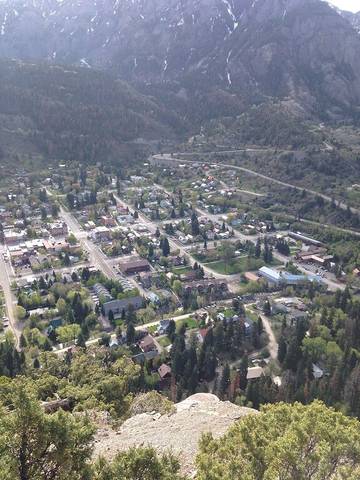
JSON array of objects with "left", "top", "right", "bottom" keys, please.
[
  {"left": 258, "top": 266, "right": 322, "bottom": 287},
  {"left": 103, "top": 295, "right": 144, "bottom": 318},
  {"left": 119, "top": 257, "right": 151, "bottom": 275}
]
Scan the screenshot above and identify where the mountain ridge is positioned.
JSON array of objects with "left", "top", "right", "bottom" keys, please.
[{"left": 1, "top": 0, "right": 360, "bottom": 121}]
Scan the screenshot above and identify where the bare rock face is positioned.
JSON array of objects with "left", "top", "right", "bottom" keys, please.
[{"left": 93, "top": 393, "right": 256, "bottom": 476}]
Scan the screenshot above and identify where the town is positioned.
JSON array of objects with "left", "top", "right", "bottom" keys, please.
[{"left": 0, "top": 155, "right": 358, "bottom": 403}]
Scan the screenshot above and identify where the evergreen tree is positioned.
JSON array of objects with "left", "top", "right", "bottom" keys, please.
[
  {"left": 278, "top": 335, "right": 287, "bottom": 364},
  {"left": 126, "top": 323, "right": 136, "bottom": 345},
  {"left": 191, "top": 212, "right": 200, "bottom": 236},
  {"left": 255, "top": 238, "right": 261, "bottom": 258},
  {"left": 161, "top": 237, "right": 170, "bottom": 257},
  {"left": 219, "top": 363, "right": 231, "bottom": 399}
]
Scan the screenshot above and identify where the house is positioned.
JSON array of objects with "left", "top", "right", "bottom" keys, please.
[
  {"left": 183, "top": 279, "right": 228, "bottom": 296},
  {"left": 90, "top": 226, "right": 111, "bottom": 242},
  {"left": 247, "top": 366, "right": 264, "bottom": 380},
  {"left": 103, "top": 296, "right": 144, "bottom": 318},
  {"left": 29, "top": 255, "right": 48, "bottom": 270},
  {"left": 157, "top": 319, "right": 171, "bottom": 335},
  {"left": 312, "top": 363, "right": 324, "bottom": 379},
  {"left": 147, "top": 292, "right": 160, "bottom": 305},
  {"left": 48, "top": 222, "right": 68, "bottom": 237},
  {"left": 4, "top": 230, "right": 26, "bottom": 245},
  {"left": 119, "top": 258, "right": 151, "bottom": 275},
  {"left": 139, "top": 334, "right": 157, "bottom": 353},
  {"left": 101, "top": 216, "right": 117, "bottom": 227},
  {"left": 197, "top": 328, "right": 209, "bottom": 344},
  {"left": 93, "top": 283, "right": 113, "bottom": 302},
  {"left": 117, "top": 214, "right": 135, "bottom": 225},
  {"left": 158, "top": 364, "right": 172, "bottom": 380}
]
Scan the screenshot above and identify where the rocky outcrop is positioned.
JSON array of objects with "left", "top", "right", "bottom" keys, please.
[{"left": 93, "top": 393, "right": 256, "bottom": 475}]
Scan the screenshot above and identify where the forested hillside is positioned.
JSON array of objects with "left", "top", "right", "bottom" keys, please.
[{"left": 0, "top": 59, "right": 184, "bottom": 168}]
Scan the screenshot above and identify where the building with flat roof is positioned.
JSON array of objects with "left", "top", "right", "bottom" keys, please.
[
  {"left": 258, "top": 267, "right": 322, "bottom": 287},
  {"left": 103, "top": 295, "right": 144, "bottom": 318},
  {"left": 119, "top": 258, "right": 150, "bottom": 275}
]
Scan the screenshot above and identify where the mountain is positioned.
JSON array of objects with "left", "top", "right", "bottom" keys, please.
[
  {"left": 1, "top": 0, "right": 360, "bottom": 121},
  {"left": 0, "top": 58, "right": 183, "bottom": 167},
  {"left": 338, "top": 8, "right": 360, "bottom": 32}
]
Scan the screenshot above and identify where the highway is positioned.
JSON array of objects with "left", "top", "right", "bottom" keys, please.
[{"left": 153, "top": 153, "right": 360, "bottom": 217}]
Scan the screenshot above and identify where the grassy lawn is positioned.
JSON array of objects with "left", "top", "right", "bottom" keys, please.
[
  {"left": 245, "top": 309, "right": 260, "bottom": 322},
  {"left": 204, "top": 256, "right": 282, "bottom": 275},
  {"left": 147, "top": 324, "right": 157, "bottom": 334},
  {"left": 222, "top": 308, "right": 236, "bottom": 317},
  {"left": 176, "top": 316, "right": 198, "bottom": 332},
  {"left": 158, "top": 336, "right": 171, "bottom": 348},
  {"left": 172, "top": 266, "right": 193, "bottom": 275}
]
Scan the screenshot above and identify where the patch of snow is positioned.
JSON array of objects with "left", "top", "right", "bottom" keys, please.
[
  {"left": 222, "top": 0, "right": 238, "bottom": 30},
  {"left": 1, "top": 12, "right": 8, "bottom": 36},
  {"left": 80, "top": 58, "right": 91, "bottom": 68},
  {"left": 226, "top": 49, "right": 232, "bottom": 86}
]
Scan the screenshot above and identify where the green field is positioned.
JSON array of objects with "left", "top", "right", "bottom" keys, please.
[{"left": 204, "top": 256, "right": 281, "bottom": 275}]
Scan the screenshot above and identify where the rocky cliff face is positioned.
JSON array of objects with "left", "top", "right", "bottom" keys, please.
[
  {"left": 93, "top": 393, "right": 256, "bottom": 475},
  {"left": 340, "top": 9, "right": 360, "bottom": 32},
  {"left": 1, "top": 0, "right": 360, "bottom": 119}
]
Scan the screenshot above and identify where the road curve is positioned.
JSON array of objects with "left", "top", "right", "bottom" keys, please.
[{"left": 153, "top": 153, "right": 360, "bottom": 216}]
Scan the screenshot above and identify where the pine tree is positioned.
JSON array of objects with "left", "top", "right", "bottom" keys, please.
[
  {"left": 191, "top": 212, "right": 200, "bottom": 236},
  {"left": 126, "top": 322, "right": 136, "bottom": 345},
  {"left": 161, "top": 237, "right": 170, "bottom": 257},
  {"left": 278, "top": 335, "right": 287, "bottom": 364},
  {"left": 219, "top": 363, "right": 231, "bottom": 399},
  {"left": 255, "top": 238, "right": 261, "bottom": 258},
  {"left": 239, "top": 354, "right": 248, "bottom": 391}
]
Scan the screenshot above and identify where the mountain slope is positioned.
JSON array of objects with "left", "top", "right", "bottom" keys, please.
[
  {"left": 1, "top": 0, "right": 360, "bottom": 120},
  {"left": 0, "top": 58, "right": 183, "bottom": 167},
  {"left": 340, "top": 9, "right": 360, "bottom": 32}
]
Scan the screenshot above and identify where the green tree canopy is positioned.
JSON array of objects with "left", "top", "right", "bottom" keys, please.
[
  {"left": 196, "top": 401, "right": 360, "bottom": 480},
  {"left": 0, "top": 379, "right": 94, "bottom": 480}
]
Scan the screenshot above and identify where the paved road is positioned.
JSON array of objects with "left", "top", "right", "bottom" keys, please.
[
  {"left": 58, "top": 207, "right": 118, "bottom": 281},
  {"left": 153, "top": 183, "right": 346, "bottom": 291},
  {"left": 53, "top": 311, "right": 195, "bottom": 355},
  {"left": 113, "top": 192, "right": 240, "bottom": 283},
  {"left": 0, "top": 246, "right": 22, "bottom": 344},
  {"left": 153, "top": 153, "right": 360, "bottom": 216}
]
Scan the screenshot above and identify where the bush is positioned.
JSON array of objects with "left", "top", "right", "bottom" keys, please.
[{"left": 130, "top": 392, "right": 175, "bottom": 416}]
